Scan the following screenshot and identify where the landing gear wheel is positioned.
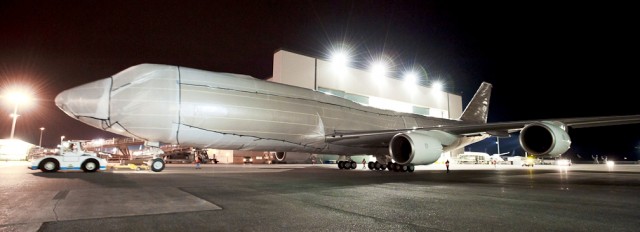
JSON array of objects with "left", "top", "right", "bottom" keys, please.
[
  {"left": 81, "top": 160, "right": 99, "bottom": 172},
  {"left": 149, "top": 158, "right": 165, "bottom": 172},
  {"left": 350, "top": 161, "right": 357, "bottom": 169},
  {"left": 338, "top": 161, "right": 344, "bottom": 169},
  {"left": 393, "top": 163, "right": 401, "bottom": 172},
  {"left": 40, "top": 159, "right": 59, "bottom": 173},
  {"left": 407, "top": 164, "right": 415, "bottom": 172},
  {"left": 368, "top": 162, "right": 374, "bottom": 170}
]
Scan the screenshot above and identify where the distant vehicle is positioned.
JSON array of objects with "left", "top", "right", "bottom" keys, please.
[
  {"left": 195, "top": 149, "right": 217, "bottom": 164},
  {"left": 29, "top": 140, "right": 108, "bottom": 172},
  {"left": 163, "top": 151, "right": 191, "bottom": 164},
  {"left": 522, "top": 158, "right": 535, "bottom": 167},
  {"left": 458, "top": 152, "right": 490, "bottom": 164},
  {"left": 243, "top": 156, "right": 253, "bottom": 164}
]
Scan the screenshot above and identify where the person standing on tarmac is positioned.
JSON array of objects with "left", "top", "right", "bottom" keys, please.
[
  {"left": 195, "top": 155, "right": 201, "bottom": 169},
  {"left": 362, "top": 159, "right": 366, "bottom": 169},
  {"left": 445, "top": 160, "right": 450, "bottom": 173}
]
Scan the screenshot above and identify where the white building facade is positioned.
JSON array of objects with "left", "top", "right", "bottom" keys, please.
[{"left": 268, "top": 50, "right": 462, "bottom": 120}]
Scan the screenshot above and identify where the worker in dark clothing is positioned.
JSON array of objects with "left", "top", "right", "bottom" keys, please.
[{"left": 445, "top": 160, "right": 450, "bottom": 173}]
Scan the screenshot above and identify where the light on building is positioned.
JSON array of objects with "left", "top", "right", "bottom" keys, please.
[
  {"left": 370, "top": 61, "right": 388, "bottom": 78},
  {"left": 330, "top": 50, "right": 350, "bottom": 68},
  {"left": 403, "top": 71, "right": 418, "bottom": 84},
  {"left": 431, "top": 81, "right": 443, "bottom": 92}
]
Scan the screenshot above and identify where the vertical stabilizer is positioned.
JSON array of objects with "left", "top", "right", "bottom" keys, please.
[{"left": 458, "top": 82, "right": 492, "bottom": 123}]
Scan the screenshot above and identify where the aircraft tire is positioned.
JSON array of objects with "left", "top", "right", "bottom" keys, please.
[
  {"left": 368, "top": 162, "right": 374, "bottom": 170},
  {"left": 150, "top": 158, "right": 165, "bottom": 172},
  {"left": 393, "top": 163, "right": 401, "bottom": 172},
  {"left": 338, "top": 161, "right": 344, "bottom": 169},
  {"left": 350, "top": 161, "right": 357, "bottom": 169},
  {"left": 407, "top": 164, "right": 415, "bottom": 172}
]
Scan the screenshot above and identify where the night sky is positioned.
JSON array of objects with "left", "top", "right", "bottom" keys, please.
[{"left": 1, "top": 1, "right": 639, "bottom": 160}]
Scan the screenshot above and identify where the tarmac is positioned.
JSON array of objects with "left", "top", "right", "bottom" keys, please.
[{"left": 1, "top": 161, "right": 639, "bottom": 231}]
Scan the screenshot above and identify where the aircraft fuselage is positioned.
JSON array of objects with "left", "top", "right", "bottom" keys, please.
[{"left": 56, "top": 64, "right": 479, "bottom": 156}]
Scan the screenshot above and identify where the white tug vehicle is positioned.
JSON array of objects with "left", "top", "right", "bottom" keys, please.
[{"left": 30, "top": 140, "right": 108, "bottom": 172}]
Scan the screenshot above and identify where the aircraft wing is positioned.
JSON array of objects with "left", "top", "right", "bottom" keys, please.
[{"left": 326, "top": 115, "right": 640, "bottom": 147}]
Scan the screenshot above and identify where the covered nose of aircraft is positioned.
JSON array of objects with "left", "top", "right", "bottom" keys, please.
[{"left": 55, "top": 77, "right": 112, "bottom": 128}]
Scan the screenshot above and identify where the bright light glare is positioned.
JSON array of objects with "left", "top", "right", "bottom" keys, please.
[
  {"left": 431, "top": 81, "right": 443, "bottom": 92},
  {"left": 370, "top": 61, "right": 388, "bottom": 78},
  {"left": 330, "top": 51, "right": 350, "bottom": 67},
  {"left": 92, "top": 138, "right": 106, "bottom": 146},
  {"left": 403, "top": 71, "right": 418, "bottom": 84},
  {"left": 557, "top": 159, "right": 571, "bottom": 166},
  {"left": 606, "top": 161, "right": 615, "bottom": 167},
  {"left": 0, "top": 139, "right": 34, "bottom": 160},
  {"left": 3, "top": 88, "right": 33, "bottom": 106}
]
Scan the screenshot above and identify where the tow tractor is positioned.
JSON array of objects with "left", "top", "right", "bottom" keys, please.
[{"left": 29, "top": 140, "right": 108, "bottom": 172}]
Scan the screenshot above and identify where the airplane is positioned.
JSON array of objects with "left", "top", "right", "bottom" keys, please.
[{"left": 54, "top": 63, "right": 640, "bottom": 172}]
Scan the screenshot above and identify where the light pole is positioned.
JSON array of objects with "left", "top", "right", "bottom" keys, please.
[
  {"left": 39, "top": 127, "right": 45, "bottom": 147},
  {"left": 9, "top": 104, "right": 19, "bottom": 139},
  {"left": 496, "top": 137, "right": 500, "bottom": 155}
]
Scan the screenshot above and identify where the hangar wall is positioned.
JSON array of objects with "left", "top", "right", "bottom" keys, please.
[{"left": 270, "top": 50, "right": 463, "bottom": 119}]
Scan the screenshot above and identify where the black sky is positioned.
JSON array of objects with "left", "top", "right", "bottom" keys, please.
[{"left": 1, "top": 1, "right": 639, "bottom": 160}]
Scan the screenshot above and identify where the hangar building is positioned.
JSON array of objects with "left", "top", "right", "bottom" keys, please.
[{"left": 268, "top": 50, "right": 462, "bottom": 119}]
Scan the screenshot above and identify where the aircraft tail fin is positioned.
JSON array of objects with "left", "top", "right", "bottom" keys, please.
[{"left": 458, "top": 82, "right": 492, "bottom": 123}]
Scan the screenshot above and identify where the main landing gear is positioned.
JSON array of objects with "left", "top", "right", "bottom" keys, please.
[
  {"left": 367, "top": 161, "right": 415, "bottom": 172},
  {"left": 337, "top": 160, "right": 357, "bottom": 169},
  {"left": 336, "top": 160, "right": 414, "bottom": 172}
]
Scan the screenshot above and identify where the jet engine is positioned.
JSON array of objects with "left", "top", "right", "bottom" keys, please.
[
  {"left": 273, "top": 152, "right": 314, "bottom": 163},
  {"left": 519, "top": 121, "right": 571, "bottom": 157},
  {"left": 389, "top": 132, "right": 443, "bottom": 165},
  {"left": 275, "top": 152, "right": 286, "bottom": 162}
]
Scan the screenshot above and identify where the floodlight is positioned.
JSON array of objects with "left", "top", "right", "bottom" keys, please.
[
  {"left": 330, "top": 50, "right": 350, "bottom": 67},
  {"left": 431, "top": 81, "right": 443, "bottom": 92},
  {"left": 403, "top": 71, "right": 418, "bottom": 84},
  {"left": 370, "top": 61, "right": 388, "bottom": 78}
]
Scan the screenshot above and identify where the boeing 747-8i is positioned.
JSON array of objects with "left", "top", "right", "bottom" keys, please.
[{"left": 54, "top": 64, "right": 640, "bottom": 172}]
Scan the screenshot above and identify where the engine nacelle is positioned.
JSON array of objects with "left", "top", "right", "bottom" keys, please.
[
  {"left": 275, "top": 152, "right": 286, "bottom": 161},
  {"left": 389, "top": 131, "right": 443, "bottom": 165},
  {"left": 519, "top": 121, "right": 571, "bottom": 157}
]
